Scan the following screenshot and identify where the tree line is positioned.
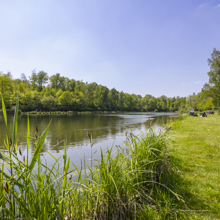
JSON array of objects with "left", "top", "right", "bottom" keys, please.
[{"left": 0, "top": 48, "right": 219, "bottom": 112}]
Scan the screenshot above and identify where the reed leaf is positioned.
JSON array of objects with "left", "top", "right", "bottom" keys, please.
[
  {"left": 11, "top": 93, "right": 19, "bottom": 154},
  {"left": 0, "top": 170, "right": 24, "bottom": 188},
  {"left": 0, "top": 152, "right": 11, "bottom": 163},
  {"left": 27, "top": 116, "right": 30, "bottom": 166},
  {"left": 65, "top": 156, "right": 70, "bottom": 173},
  {"left": 1, "top": 95, "right": 8, "bottom": 133},
  {"left": 29, "top": 120, "right": 51, "bottom": 171}
]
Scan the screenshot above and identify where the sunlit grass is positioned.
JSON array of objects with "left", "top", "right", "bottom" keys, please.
[{"left": 169, "top": 115, "right": 220, "bottom": 219}]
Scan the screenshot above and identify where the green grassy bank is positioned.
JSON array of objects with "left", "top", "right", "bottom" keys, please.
[
  {"left": 1, "top": 95, "right": 219, "bottom": 219},
  {"left": 169, "top": 114, "right": 220, "bottom": 219}
]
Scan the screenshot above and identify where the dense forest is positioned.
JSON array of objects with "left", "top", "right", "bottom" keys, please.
[{"left": 0, "top": 70, "right": 216, "bottom": 112}]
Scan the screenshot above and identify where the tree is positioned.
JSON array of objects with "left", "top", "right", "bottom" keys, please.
[
  {"left": 20, "top": 91, "right": 35, "bottom": 111},
  {"left": 108, "top": 88, "right": 119, "bottom": 110},
  {"left": 157, "top": 95, "right": 167, "bottom": 111},
  {"left": 0, "top": 74, "right": 13, "bottom": 94},
  {"left": 131, "top": 94, "right": 142, "bottom": 111},
  {"left": 7, "top": 71, "right": 13, "bottom": 79},
  {"left": 118, "top": 91, "right": 126, "bottom": 110},
  {"left": 0, "top": 74, "right": 13, "bottom": 108},
  {"left": 124, "top": 93, "right": 133, "bottom": 110},
  {"left": 30, "top": 70, "right": 49, "bottom": 91},
  {"left": 142, "top": 94, "right": 152, "bottom": 111},
  {"left": 41, "top": 95, "right": 57, "bottom": 111},
  {"left": 20, "top": 73, "right": 27, "bottom": 81},
  {"left": 37, "top": 71, "right": 49, "bottom": 91},
  {"left": 203, "top": 48, "right": 220, "bottom": 113},
  {"left": 49, "top": 73, "right": 66, "bottom": 91},
  {"left": 58, "top": 91, "right": 73, "bottom": 109},
  {"left": 148, "top": 97, "right": 157, "bottom": 111},
  {"left": 94, "top": 85, "right": 109, "bottom": 110},
  {"left": 50, "top": 73, "right": 60, "bottom": 90}
]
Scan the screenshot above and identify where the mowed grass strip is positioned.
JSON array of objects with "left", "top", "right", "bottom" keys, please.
[{"left": 170, "top": 115, "right": 220, "bottom": 219}]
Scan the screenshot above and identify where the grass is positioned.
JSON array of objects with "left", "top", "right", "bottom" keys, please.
[
  {"left": 0, "top": 95, "right": 184, "bottom": 219},
  {"left": 169, "top": 114, "right": 220, "bottom": 219},
  {"left": 2, "top": 95, "right": 219, "bottom": 219}
]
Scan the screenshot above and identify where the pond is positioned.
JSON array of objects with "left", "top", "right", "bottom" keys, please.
[{"left": 0, "top": 112, "right": 177, "bottom": 168}]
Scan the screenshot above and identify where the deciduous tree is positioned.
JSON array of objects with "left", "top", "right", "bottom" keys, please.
[
  {"left": 203, "top": 48, "right": 220, "bottom": 113},
  {"left": 30, "top": 70, "right": 48, "bottom": 91}
]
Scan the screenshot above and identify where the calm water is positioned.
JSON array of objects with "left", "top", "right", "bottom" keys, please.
[{"left": 0, "top": 112, "right": 177, "bottom": 168}]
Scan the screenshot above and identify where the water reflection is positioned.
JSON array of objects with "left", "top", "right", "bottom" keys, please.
[{"left": 0, "top": 112, "right": 177, "bottom": 167}]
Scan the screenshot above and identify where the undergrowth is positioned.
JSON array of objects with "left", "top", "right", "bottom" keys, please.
[{"left": 0, "top": 95, "right": 183, "bottom": 219}]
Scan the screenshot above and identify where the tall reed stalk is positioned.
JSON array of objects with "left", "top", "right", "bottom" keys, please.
[{"left": 0, "top": 95, "right": 182, "bottom": 219}]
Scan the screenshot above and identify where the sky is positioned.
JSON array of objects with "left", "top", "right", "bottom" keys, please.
[{"left": 0, "top": 0, "right": 220, "bottom": 98}]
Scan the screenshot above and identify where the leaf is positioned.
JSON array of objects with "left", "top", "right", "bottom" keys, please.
[
  {"left": 11, "top": 93, "right": 19, "bottom": 153},
  {"left": 0, "top": 170, "right": 24, "bottom": 188},
  {"left": 27, "top": 116, "right": 30, "bottom": 166},
  {"left": 0, "top": 152, "right": 10, "bottom": 163},
  {"left": 1, "top": 96, "right": 9, "bottom": 148},
  {"left": 29, "top": 120, "right": 51, "bottom": 171},
  {"left": 65, "top": 156, "right": 70, "bottom": 173},
  {"left": 62, "top": 175, "right": 67, "bottom": 190},
  {"left": 1, "top": 96, "right": 8, "bottom": 130}
]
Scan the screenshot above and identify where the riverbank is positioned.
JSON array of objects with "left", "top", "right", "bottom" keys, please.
[
  {"left": 0, "top": 98, "right": 181, "bottom": 219},
  {"left": 169, "top": 114, "right": 220, "bottom": 219},
  {"left": 0, "top": 109, "right": 179, "bottom": 115},
  {"left": 0, "top": 109, "right": 123, "bottom": 115},
  {"left": 21, "top": 110, "right": 123, "bottom": 115},
  {"left": 1, "top": 97, "right": 219, "bottom": 219}
]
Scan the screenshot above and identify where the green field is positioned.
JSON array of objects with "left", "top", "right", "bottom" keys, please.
[{"left": 170, "top": 114, "right": 220, "bottom": 219}]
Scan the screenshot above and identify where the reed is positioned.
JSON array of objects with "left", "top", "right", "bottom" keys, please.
[{"left": 0, "top": 95, "right": 181, "bottom": 219}]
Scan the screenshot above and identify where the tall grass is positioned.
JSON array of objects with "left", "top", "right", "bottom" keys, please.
[{"left": 0, "top": 96, "right": 181, "bottom": 219}]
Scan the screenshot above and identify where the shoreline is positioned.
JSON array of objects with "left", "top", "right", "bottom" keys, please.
[
  {"left": 1, "top": 99, "right": 219, "bottom": 218},
  {"left": 1, "top": 109, "right": 179, "bottom": 115}
]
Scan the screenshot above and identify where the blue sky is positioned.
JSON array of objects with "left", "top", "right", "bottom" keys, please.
[{"left": 0, "top": 0, "right": 220, "bottom": 97}]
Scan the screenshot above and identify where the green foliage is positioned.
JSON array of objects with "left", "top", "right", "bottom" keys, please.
[
  {"left": 30, "top": 70, "right": 49, "bottom": 92},
  {"left": 41, "top": 95, "right": 57, "bottom": 111},
  {"left": 0, "top": 96, "right": 183, "bottom": 219},
  {"left": 203, "top": 48, "right": 220, "bottom": 113},
  {"left": 1, "top": 70, "right": 212, "bottom": 113},
  {"left": 0, "top": 73, "right": 13, "bottom": 108}
]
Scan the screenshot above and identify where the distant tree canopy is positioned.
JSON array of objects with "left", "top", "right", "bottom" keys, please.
[
  {"left": 0, "top": 48, "right": 219, "bottom": 112},
  {"left": 202, "top": 48, "right": 220, "bottom": 114},
  {"left": 30, "top": 70, "right": 49, "bottom": 92},
  {"left": 20, "top": 73, "right": 27, "bottom": 82},
  {"left": 0, "top": 73, "right": 13, "bottom": 108}
]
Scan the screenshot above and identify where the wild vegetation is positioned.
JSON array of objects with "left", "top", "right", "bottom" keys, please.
[
  {"left": 0, "top": 96, "right": 184, "bottom": 219},
  {"left": 1, "top": 95, "right": 220, "bottom": 219}
]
